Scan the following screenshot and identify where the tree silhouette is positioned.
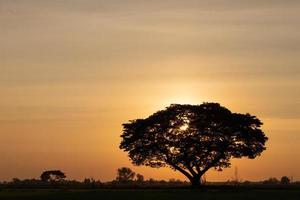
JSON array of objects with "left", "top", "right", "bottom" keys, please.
[
  {"left": 136, "top": 174, "right": 144, "bottom": 182},
  {"left": 280, "top": 176, "right": 290, "bottom": 184},
  {"left": 120, "top": 103, "right": 268, "bottom": 187},
  {"left": 116, "top": 167, "right": 135, "bottom": 182},
  {"left": 40, "top": 170, "right": 66, "bottom": 182},
  {"left": 263, "top": 177, "right": 279, "bottom": 185}
]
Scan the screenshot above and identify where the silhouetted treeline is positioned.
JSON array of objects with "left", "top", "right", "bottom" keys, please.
[
  {"left": 0, "top": 178, "right": 102, "bottom": 189},
  {"left": 0, "top": 178, "right": 190, "bottom": 189},
  {"left": 0, "top": 168, "right": 299, "bottom": 189},
  {"left": 1, "top": 178, "right": 300, "bottom": 189}
]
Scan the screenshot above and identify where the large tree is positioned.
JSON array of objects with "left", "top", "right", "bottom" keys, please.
[{"left": 120, "top": 103, "right": 268, "bottom": 186}]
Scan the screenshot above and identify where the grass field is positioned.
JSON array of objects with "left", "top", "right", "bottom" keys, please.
[{"left": 0, "top": 189, "right": 300, "bottom": 200}]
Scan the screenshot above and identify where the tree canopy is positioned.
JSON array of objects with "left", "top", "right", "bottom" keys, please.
[
  {"left": 120, "top": 103, "right": 268, "bottom": 186},
  {"left": 116, "top": 167, "right": 136, "bottom": 182},
  {"left": 40, "top": 170, "right": 66, "bottom": 182}
]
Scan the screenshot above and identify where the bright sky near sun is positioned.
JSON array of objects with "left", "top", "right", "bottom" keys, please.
[{"left": 0, "top": 0, "right": 300, "bottom": 182}]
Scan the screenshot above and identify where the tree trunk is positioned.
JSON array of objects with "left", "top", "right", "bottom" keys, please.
[{"left": 190, "top": 176, "right": 201, "bottom": 188}]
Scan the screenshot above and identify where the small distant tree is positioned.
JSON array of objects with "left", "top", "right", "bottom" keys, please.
[
  {"left": 83, "top": 178, "right": 95, "bottom": 184},
  {"left": 40, "top": 170, "right": 66, "bottom": 182},
  {"left": 136, "top": 174, "right": 144, "bottom": 182},
  {"left": 169, "top": 178, "right": 182, "bottom": 184},
  {"left": 148, "top": 178, "right": 156, "bottom": 184},
  {"left": 83, "top": 178, "right": 92, "bottom": 184},
  {"left": 263, "top": 177, "right": 279, "bottom": 185},
  {"left": 120, "top": 103, "right": 268, "bottom": 187},
  {"left": 12, "top": 178, "right": 20, "bottom": 183},
  {"left": 280, "top": 176, "right": 290, "bottom": 185},
  {"left": 116, "top": 167, "right": 135, "bottom": 182}
]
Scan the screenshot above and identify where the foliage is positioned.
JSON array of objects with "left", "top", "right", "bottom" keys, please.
[
  {"left": 0, "top": 174, "right": 299, "bottom": 190},
  {"left": 116, "top": 167, "right": 136, "bottom": 182},
  {"left": 263, "top": 177, "right": 279, "bottom": 185},
  {"left": 280, "top": 176, "right": 290, "bottom": 184},
  {"left": 40, "top": 170, "right": 66, "bottom": 182},
  {"left": 120, "top": 103, "right": 268, "bottom": 186},
  {"left": 136, "top": 174, "right": 144, "bottom": 182}
]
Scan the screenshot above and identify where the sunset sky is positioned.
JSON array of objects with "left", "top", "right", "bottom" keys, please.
[{"left": 0, "top": 0, "right": 299, "bottom": 182}]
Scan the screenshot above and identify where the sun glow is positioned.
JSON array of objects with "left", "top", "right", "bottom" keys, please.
[
  {"left": 160, "top": 86, "right": 200, "bottom": 107},
  {"left": 180, "top": 124, "right": 189, "bottom": 131},
  {"left": 163, "top": 96, "right": 197, "bottom": 106}
]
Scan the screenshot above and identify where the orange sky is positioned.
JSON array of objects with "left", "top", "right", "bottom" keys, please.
[{"left": 0, "top": 0, "right": 299, "bottom": 182}]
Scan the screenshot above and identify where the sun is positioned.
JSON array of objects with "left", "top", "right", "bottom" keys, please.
[{"left": 180, "top": 124, "right": 189, "bottom": 131}]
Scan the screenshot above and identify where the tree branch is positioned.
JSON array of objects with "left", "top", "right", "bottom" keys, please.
[
  {"left": 186, "top": 164, "right": 198, "bottom": 177},
  {"left": 165, "top": 155, "right": 194, "bottom": 181},
  {"left": 199, "top": 154, "right": 224, "bottom": 176},
  {"left": 195, "top": 165, "right": 201, "bottom": 174},
  {"left": 170, "top": 164, "right": 193, "bottom": 181}
]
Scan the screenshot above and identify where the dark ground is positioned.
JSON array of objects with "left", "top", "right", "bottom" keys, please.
[{"left": 0, "top": 188, "right": 300, "bottom": 200}]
